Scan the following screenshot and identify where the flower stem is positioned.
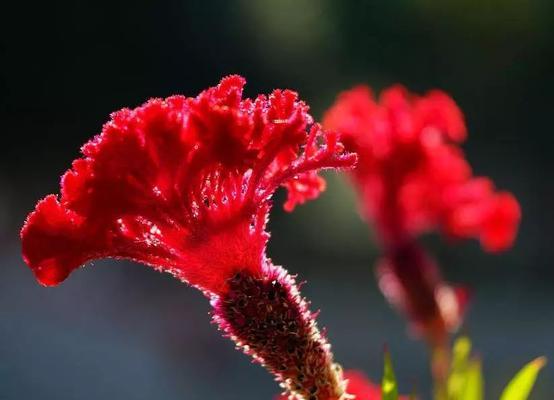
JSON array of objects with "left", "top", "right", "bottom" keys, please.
[
  {"left": 212, "top": 265, "right": 348, "bottom": 400},
  {"left": 431, "top": 342, "right": 451, "bottom": 400}
]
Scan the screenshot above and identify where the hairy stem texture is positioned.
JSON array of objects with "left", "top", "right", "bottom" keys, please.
[{"left": 212, "top": 266, "right": 347, "bottom": 400}]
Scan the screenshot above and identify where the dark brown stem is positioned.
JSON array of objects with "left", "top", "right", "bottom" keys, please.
[{"left": 211, "top": 265, "right": 347, "bottom": 400}]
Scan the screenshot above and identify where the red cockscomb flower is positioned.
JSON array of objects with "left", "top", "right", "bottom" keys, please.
[
  {"left": 21, "top": 76, "right": 356, "bottom": 400},
  {"left": 323, "top": 85, "right": 520, "bottom": 345}
]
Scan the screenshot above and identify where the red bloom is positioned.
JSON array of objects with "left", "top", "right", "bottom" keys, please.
[
  {"left": 21, "top": 76, "right": 356, "bottom": 400},
  {"left": 277, "top": 370, "right": 408, "bottom": 400},
  {"left": 323, "top": 85, "right": 520, "bottom": 346},
  {"left": 323, "top": 85, "right": 520, "bottom": 251},
  {"left": 22, "top": 75, "right": 355, "bottom": 294}
]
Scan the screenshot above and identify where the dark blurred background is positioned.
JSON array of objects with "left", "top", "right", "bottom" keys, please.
[{"left": 1, "top": 1, "right": 553, "bottom": 399}]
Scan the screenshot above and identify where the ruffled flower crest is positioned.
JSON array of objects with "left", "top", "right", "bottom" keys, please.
[
  {"left": 21, "top": 75, "right": 356, "bottom": 294},
  {"left": 323, "top": 85, "right": 520, "bottom": 252}
]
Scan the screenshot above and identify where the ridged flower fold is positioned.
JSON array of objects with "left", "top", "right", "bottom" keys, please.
[{"left": 22, "top": 75, "right": 355, "bottom": 294}]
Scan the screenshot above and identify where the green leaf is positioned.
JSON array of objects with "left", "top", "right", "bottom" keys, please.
[
  {"left": 382, "top": 349, "right": 399, "bottom": 400},
  {"left": 452, "top": 337, "right": 472, "bottom": 370},
  {"left": 461, "top": 359, "right": 483, "bottom": 400},
  {"left": 448, "top": 336, "right": 473, "bottom": 400},
  {"left": 446, "top": 337, "right": 484, "bottom": 400},
  {"left": 500, "top": 357, "right": 547, "bottom": 400}
]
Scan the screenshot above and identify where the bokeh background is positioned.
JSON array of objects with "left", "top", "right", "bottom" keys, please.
[{"left": 1, "top": 1, "right": 553, "bottom": 398}]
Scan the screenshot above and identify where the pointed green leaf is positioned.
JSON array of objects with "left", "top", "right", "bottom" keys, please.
[
  {"left": 448, "top": 336, "right": 473, "bottom": 400},
  {"left": 446, "top": 337, "right": 484, "bottom": 400},
  {"left": 382, "top": 349, "right": 399, "bottom": 400},
  {"left": 500, "top": 357, "right": 547, "bottom": 400},
  {"left": 461, "top": 359, "right": 483, "bottom": 400},
  {"left": 452, "top": 337, "right": 472, "bottom": 369}
]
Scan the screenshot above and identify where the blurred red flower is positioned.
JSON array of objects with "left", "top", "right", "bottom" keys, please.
[
  {"left": 324, "top": 85, "right": 520, "bottom": 345},
  {"left": 324, "top": 85, "right": 520, "bottom": 251}
]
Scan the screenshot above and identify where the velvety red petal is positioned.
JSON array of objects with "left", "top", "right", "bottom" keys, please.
[
  {"left": 21, "top": 195, "right": 90, "bottom": 286},
  {"left": 283, "top": 172, "right": 326, "bottom": 212}
]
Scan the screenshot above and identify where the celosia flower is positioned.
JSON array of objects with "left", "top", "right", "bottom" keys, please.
[
  {"left": 323, "top": 85, "right": 520, "bottom": 345},
  {"left": 21, "top": 76, "right": 356, "bottom": 400},
  {"left": 277, "top": 370, "right": 408, "bottom": 400}
]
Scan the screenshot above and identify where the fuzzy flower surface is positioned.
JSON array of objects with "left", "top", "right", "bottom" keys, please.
[
  {"left": 21, "top": 76, "right": 356, "bottom": 400},
  {"left": 323, "top": 85, "right": 520, "bottom": 344},
  {"left": 22, "top": 75, "right": 355, "bottom": 293}
]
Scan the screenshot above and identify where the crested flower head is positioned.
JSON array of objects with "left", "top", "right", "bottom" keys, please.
[
  {"left": 21, "top": 75, "right": 356, "bottom": 294},
  {"left": 323, "top": 85, "right": 520, "bottom": 252},
  {"left": 21, "top": 76, "right": 356, "bottom": 400}
]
